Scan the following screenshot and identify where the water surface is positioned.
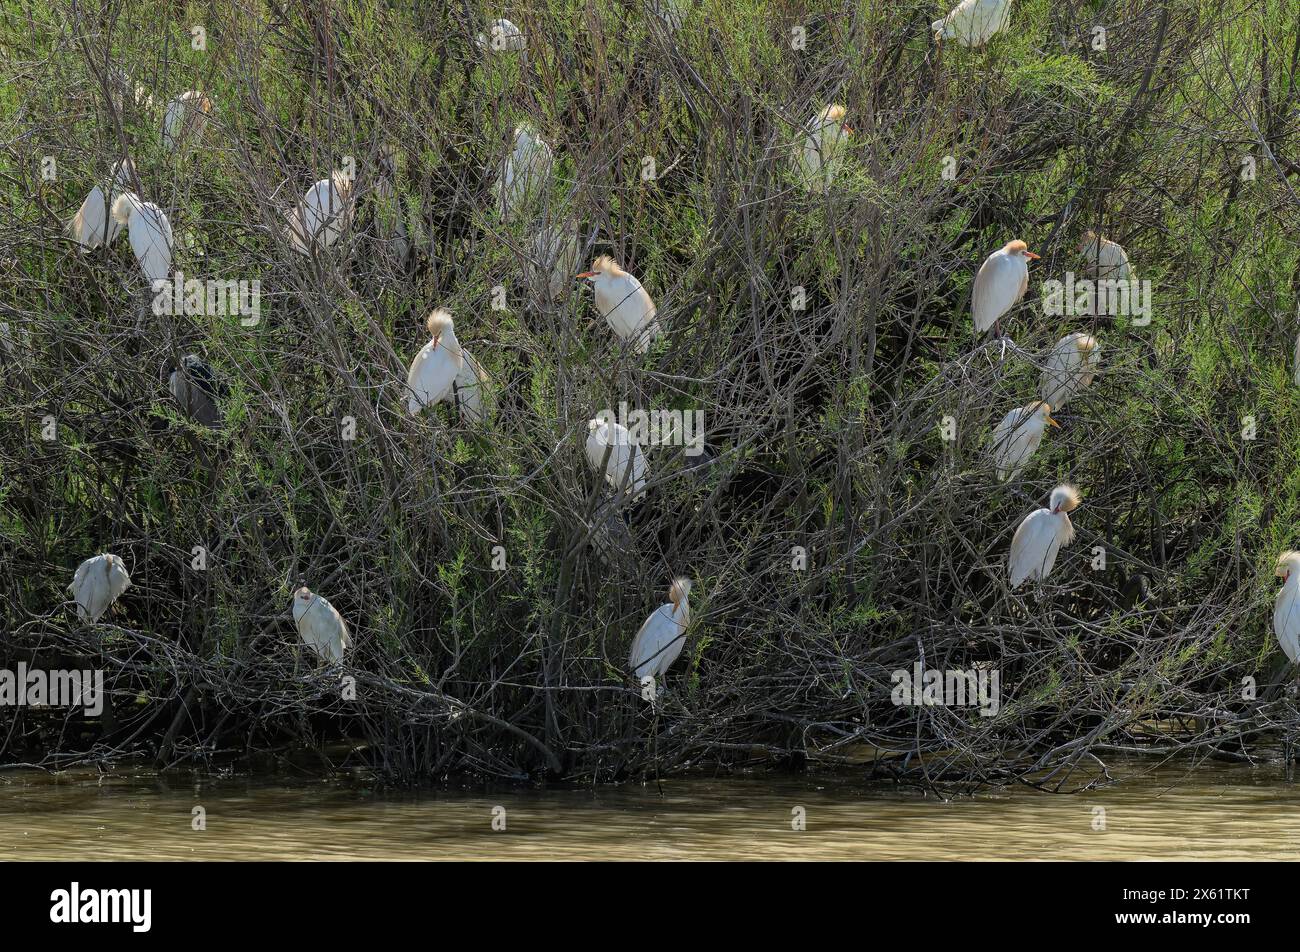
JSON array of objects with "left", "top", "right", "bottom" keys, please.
[{"left": 2, "top": 760, "right": 1298, "bottom": 860}]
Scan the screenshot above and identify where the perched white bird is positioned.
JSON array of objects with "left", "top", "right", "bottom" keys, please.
[
  {"left": 1274, "top": 551, "right": 1300, "bottom": 663},
  {"left": 284, "top": 172, "right": 355, "bottom": 254},
  {"left": 1008, "top": 485, "right": 1080, "bottom": 589},
  {"left": 477, "top": 18, "right": 526, "bottom": 51},
  {"left": 291, "top": 586, "right": 351, "bottom": 664},
  {"left": 529, "top": 220, "right": 580, "bottom": 302},
  {"left": 453, "top": 350, "right": 491, "bottom": 424},
  {"left": 577, "top": 256, "right": 660, "bottom": 353},
  {"left": 407, "top": 309, "right": 465, "bottom": 415},
  {"left": 629, "top": 578, "right": 692, "bottom": 687},
  {"left": 799, "top": 104, "right": 851, "bottom": 191},
  {"left": 587, "top": 417, "right": 649, "bottom": 501},
  {"left": 111, "top": 192, "right": 174, "bottom": 285},
  {"left": 1040, "top": 333, "right": 1100, "bottom": 410},
  {"left": 69, "top": 553, "right": 131, "bottom": 623},
  {"left": 933, "top": 0, "right": 1012, "bottom": 47},
  {"left": 972, "top": 239, "right": 1038, "bottom": 339},
  {"left": 991, "top": 400, "right": 1057, "bottom": 482},
  {"left": 1078, "top": 231, "right": 1135, "bottom": 316},
  {"left": 496, "top": 124, "right": 553, "bottom": 220},
  {"left": 162, "top": 91, "right": 213, "bottom": 151},
  {"left": 65, "top": 158, "right": 136, "bottom": 249}
]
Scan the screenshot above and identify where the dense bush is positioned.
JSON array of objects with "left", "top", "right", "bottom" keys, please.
[{"left": 2, "top": 0, "right": 1299, "bottom": 788}]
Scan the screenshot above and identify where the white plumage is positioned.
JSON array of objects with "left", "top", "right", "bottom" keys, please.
[
  {"left": 292, "top": 586, "right": 351, "bottom": 664},
  {"left": 972, "top": 239, "right": 1037, "bottom": 337},
  {"left": 1040, "top": 333, "right": 1100, "bottom": 409},
  {"left": 578, "top": 256, "right": 660, "bottom": 353},
  {"left": 162, "top": 91, "right": 213, "bottom": 151},
  {"left": 284, "top": 173, "right": 354, "bottom": 254},
  {"left": 991, "top": 400, "right": 1057, "bottom": 482},
  {"left": 407, "top": 309, "right": 465, "bottom": 415},
  {"left": 453, "top": 350, "right": 491, "bottom": 424},
  {"left": 1078, "top": 231, "right": 1135, "bottom": 317},
  {"left": 111, "top": 192, "right": 174, "bottom": 285},
  {"left": 496, "top": 124, "right": 553, "bottom": 220},
  {"left": 477, "top": 18, "right": 526, "bottom": 51},
  {"left": 587, "top": 418, "right": 649, "bottom": 501},
  {"left": 530, "top": 220, "right": 580, "bottom": 302},
  {"left": 799, "top": 104, "right": 850, "bottom": 191},
  {"left": 932, "top": 0, "right": 1012, "bottom": 47},
  {"left": 1008, "top": 485, "right": 1080, "bottom": 589},
  {"left": 66, "top": 158, "right": 136, "bottom": 249},
  {"left": 1275, "top": 552, "right": 1300, "bottom": 663},
  {"left": 69, "top": 553, "right": 131, "bottom": 623},
  {"left": 629, "top": 578, "right": 692, "bottom": 685}
]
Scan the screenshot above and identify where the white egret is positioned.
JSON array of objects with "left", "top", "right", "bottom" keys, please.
[
  {"left": 799, "top": 104, "right": 851, "bottom": 191},
  {"left": 166, "top": 354, "right": 225, "bottom": 426},
  {"left": 972, "top": 239, "right": 1038, "bottom": 340},
  {"left": 1078, "top": 230, "right": 1135, "bottom": 317},
  {"left": 991, "top": 400, "right": 1057, "bottom": 482},
  {"left": 1040, "top": 333, "right": 1100, "bottom": 410},
  {"left": 453, "top": 350, "right": 491, "bottom": 424},
  {"left": 933, "top": 0, "right": 1012, "bottom": 47},
  {"left": 477, "top": 18, "right": 526, "bottom": 51},
  {"left": 65, "top": 158, "right": 136, "bottom": 249},
  {"left": 629, "top": 578, "right": 692, "bottom": 689},
  {"left": 291, "top": 586, "right": 350, "bottom": 664},
  {"left": 576, "top": 256, "right": 660, "bottom": 353},
  {"left": 69, "top": 553, "right": 131, "bottom": 623},
  {"left": 406, "top": 309, "right": 465, "bottom": 415},
  {"left": 587, "top": 417, "right": 649, "bottom": 501},
  {"left": 111, "top": 192, "right": 174, "bottom": 285},
  {"left": 284, "top": 172, "right": 354, "bottom": 254},
  {"left": 1008, "top": 484, "right": 1080, "bottom": 589},
  {"left": 1275, "top": 552, "right": 1300, "bottom": 663},
  {"left": 529, "top": 220, "right": 580, "bottom": 302},
  {"left": 162, "top": 91, "right": 213, "bottom": 151},
  {"left": 496, "top": 124, "right": 553, "bottom": 221}
]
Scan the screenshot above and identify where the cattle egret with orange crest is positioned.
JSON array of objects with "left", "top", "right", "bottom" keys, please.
[
  {"left": 1008, "top": 485, "right": 1080, "bottom": 588},
  {"left": 973, "top": 239, "right": 1039, "bottom": 342},
  {"left": 576, "top": 256, "right": 660, "bottom": 353}
]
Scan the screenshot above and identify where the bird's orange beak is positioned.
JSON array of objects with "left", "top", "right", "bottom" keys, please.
[
  {"left": 843, "top": 125, "right": 854, "bottom": 136},
  {"left": 431, "top": 334, "right": 441, "bottom": 349},
  {"left": 1025, "top": 251, "right": 1040, "bottom": 261},
  {"left": 575, "top": 271, "right": 596, "bottom": 280},
  {"left": 1047, "top": 415, "right": 1060, "bottom": 428}
]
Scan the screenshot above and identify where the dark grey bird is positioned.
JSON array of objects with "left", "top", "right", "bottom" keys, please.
[
  {"left": 165, "top": 354, "right": 226, "bottom": 426},
  {"left": 1118, "top": 571, "right": 1151, "bottom": 609}
]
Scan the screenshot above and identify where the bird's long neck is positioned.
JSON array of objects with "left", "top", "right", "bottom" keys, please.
[{"left": 673, "top": 599, "right": 689, "bottom": 628}]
